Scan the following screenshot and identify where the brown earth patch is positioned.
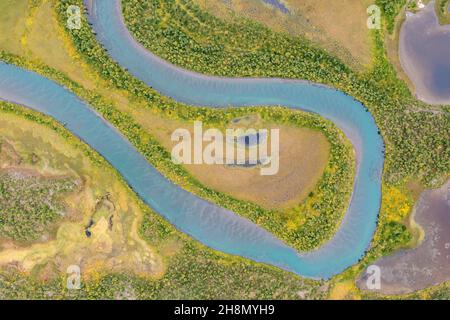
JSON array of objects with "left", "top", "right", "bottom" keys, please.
[{"left": 143, "top": 114, "right": 330, "bottom": 209}]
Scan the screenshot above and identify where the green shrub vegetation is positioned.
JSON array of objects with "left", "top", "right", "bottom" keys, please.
[
  {"left": 376, "top": 0, "right": 407, "bottom": 33},
  {"left": 0, "top": 170, "right": 75, "bottom": 242},
  {"left": 0, "top": 49, "right": 356, "bottom": 251},
  {"left": 0, "top": 101, "right": 322, "bottom": 299},
  {"left": 119, "top": 0, "right": 448, "bottom": 188},
  {"left": 436, "top": 0, "right": 450, "bottom": 24},
  {"left": 438, "top": 0, "right": 450, "bottom": 14},
  {"left": 0, "top": 0, "right": 448, "bottom": 298},
  {"left": 59, "top": 0, "right": 447, "bottom": 277},
  {"left": 0, "top": 0, "right": 359, "bottom": 252}
]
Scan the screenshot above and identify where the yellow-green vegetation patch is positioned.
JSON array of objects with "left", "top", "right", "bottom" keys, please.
[
  {"left": 0, "top": 0, "right": 29, "bottom": 55},
  {"left": 0, "top": 167, "right": 75, "bottom": 242},
  {"left": 0, "top": 102, "right": 324, "bottom": 300},
  {"left": 436, "top": 0, "right": 450, "bottom": 24},
  {"left": 0, "top": 0, "right": 357, "bottom": 251},
  {"left": 0, "top": 105, "right": 164, "bottom": 278},
  {"left": 193, "top": 0, "right": 374, "bottom": 69},
  {"left": 121, "top": 0, "right": 447, "bottom": 185},
  {"left": 376, "top": 0, "right": 408, "bottom": 33}
]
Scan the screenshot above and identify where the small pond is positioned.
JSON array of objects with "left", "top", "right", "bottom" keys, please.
[{"left": 399, "top": 1, "right": 450, "bottom": 104}]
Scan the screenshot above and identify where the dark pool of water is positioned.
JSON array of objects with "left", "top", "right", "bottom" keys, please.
[
  {"left": 236, "top": 131, "right": 267, "bottom": 147},
  {"left": 399, "top": 1, "right": 450, "bottom": 104},
  {"left": 225, "top": 158, "right": 267, "bottom": 168}
]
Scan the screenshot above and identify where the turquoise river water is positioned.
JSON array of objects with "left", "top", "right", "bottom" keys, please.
[{"left": 0, "top": 0, "right": 384, "bottom": 279}]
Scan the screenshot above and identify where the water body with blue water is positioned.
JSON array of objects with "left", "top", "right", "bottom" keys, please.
[
  {"left": 235, "top": 131, "right": 267, "bottom": 147},
  {"left": 400, "top": 1, "right": 450, "bottom": 104},
  {"left": 85, "top": 0, "right": 384, "bottom": 278},
  {"left": 0, "top": 0, "right": 384, "bottom": 279},
  {"left": 262, "top": 0, "right": 289, "bottom": 14}
]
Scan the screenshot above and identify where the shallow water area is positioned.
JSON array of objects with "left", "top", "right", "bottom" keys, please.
[
  {"left": 358, "top": 180, "right": 450, "bottom": 295},
  {"left": 399, "top": 1, "right": 450, "bottom": 104},
  {"left": 262, "top": 0, "right": 289, "bottom": 13}
]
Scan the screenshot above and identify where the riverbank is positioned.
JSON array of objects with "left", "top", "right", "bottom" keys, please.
[
  {"left": 79, "top": 0, "right": 386, "bottom": 278},
  {"left": 65, "top": 0, "right": 448, "bottom": 281},
  {"left": 0, "top": 0, "right": 448, "bottom": 298},
  {"left": 118, "top": 0, "right": 449, "bottom": 191},
  {"left": 0, "top": 36, "right": 361, "bottom": 280},
  {"left": 0, "top": 101, "right": 321, "bottom": 299},
  {"left": 0, "top": 0, "right": 357, "bottom": 253}
]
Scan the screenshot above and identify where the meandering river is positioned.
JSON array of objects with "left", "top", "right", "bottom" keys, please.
[{"left": 0, "top": 0, "right": 384, "bottom": 279}]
